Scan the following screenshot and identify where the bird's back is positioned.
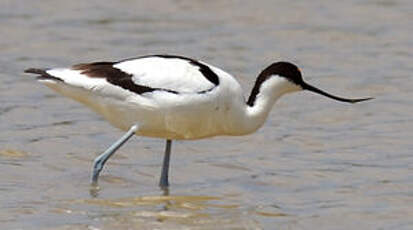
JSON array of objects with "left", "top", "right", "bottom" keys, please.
[{"left": 26, "top": 55, "right": 247, "bottom": 140}]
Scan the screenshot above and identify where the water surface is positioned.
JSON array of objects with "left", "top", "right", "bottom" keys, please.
[{"left": 0, "top": 0, "right": 412, "bottom": 229}]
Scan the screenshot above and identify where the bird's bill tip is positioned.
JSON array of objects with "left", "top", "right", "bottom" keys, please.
[{"left": 346, "top": 97, "right": 374, "bottom": 103}]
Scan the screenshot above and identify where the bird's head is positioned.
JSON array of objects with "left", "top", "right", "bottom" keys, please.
[{"left": 247, "top": 62, "right": 373, "bottom": 106}]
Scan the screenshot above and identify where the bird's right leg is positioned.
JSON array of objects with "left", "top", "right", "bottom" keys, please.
[
  {"left": 91, "top": 124, "right": 139, "bottom": 185},
  {"left": 159, "top": 139, "right": 172, "bottom": 191}
]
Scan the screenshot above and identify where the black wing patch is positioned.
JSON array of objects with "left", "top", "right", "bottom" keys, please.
[
  {"left": 72, "top": 62, "right": 178, "bottom": 95},
  {"left": 72, "top": 55, "right": 221, "bottom": 95}
]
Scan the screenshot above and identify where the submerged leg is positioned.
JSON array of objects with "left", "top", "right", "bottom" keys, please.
[
  {"left": 91, "top": 124, "right": 139, "bottom": 184},
  {"left": 159, "top": 139, "right": 172, "bottom": 190}
]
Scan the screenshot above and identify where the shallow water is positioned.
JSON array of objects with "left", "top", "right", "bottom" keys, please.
[{"left": 1, "top": 0, "right": 412, "bottom": 229}]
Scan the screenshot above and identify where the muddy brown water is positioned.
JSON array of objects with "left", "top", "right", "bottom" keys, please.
[{"left": 0, "top": 0, "right": 412, "bottom": 229}]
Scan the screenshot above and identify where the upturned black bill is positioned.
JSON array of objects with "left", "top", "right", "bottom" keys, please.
[{"left": 302, "top": 82, "right": 373, "bottom": 103}]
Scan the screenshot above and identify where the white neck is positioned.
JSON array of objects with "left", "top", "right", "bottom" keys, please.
[{"left": 236, "top": 77, "right": 301, "bottom": 135}]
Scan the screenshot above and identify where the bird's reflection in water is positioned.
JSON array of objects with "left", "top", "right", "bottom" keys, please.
[
  {"left": 89, "top": 183, "right": 100, "bottom": 198},
  {"left": 158, "top": 186, "right": 170, "bottom": 216},
  {"left": 64, "top": 188, "right": 276, "bottom": 228},
  {"left": 88, "top": 180, "right": 170, "bottom": 198}
]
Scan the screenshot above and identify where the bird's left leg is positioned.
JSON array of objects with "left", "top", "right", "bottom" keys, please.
[{"left": 91, "top": 124, "right": 139, "bottom": 184}]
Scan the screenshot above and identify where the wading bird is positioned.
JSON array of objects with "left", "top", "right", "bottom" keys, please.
[{"left": 25, "top": 54, "right": 372, "bottom": 189}]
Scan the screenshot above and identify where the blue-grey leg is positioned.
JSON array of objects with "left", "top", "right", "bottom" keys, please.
[
  {"left": 91, "top": 124, "right": 139, "bottom": 184},
  {"left": 159, "top": 139, "right": 172, "bottom": 190}
]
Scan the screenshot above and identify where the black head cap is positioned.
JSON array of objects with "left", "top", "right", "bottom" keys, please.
[{"left": 258, "top": 62, "right": 304, "bottom": 86}]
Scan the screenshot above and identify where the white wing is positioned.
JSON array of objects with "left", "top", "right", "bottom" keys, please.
[
  {"left": 114, "top": 55, "right": 219, "bottom": 93},
  {"left": 26, "top": 55, "right": 222, "bottom": 98}
]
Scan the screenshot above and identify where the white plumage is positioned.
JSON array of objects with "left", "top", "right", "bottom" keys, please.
[{"left": 38, "top": 56, "right": 250, "bottom": 139}]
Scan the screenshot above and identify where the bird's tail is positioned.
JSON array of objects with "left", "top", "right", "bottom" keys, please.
[{"left": 24, "top": 68, "right": 63, "bottom": 82}]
